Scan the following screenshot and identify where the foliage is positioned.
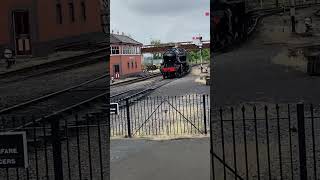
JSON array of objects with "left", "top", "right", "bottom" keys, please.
[
  {"left": 187, "top": 48, "right": 210, "bottom": 64},
  {"left": 150, "top": 39, "right": 162, "bottom": 59}
]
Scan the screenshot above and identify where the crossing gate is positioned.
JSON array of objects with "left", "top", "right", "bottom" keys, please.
[{"left": 110, "top": 94, "right": 210, "bottom": 137}]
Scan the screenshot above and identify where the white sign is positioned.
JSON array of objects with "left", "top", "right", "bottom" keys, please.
[
  {"left": 110, "top": 103, "right": 119, "bottom": 115},
  {"left": 0, "top": 132, "right": 28, "bottom": 168}
]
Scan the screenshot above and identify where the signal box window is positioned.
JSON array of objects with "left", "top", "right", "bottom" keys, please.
[
  {"left": 128, "top": 62, "right": 130, "bottom": 69},
  {"left": 111, "top": 46, "right": 119, "bottom": 54}
]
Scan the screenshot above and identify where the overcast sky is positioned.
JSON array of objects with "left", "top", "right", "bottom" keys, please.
[{"left": 110, "top": 0, "right": 210, "bottom": 45}]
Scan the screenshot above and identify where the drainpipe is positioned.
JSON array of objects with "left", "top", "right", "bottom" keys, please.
[{"left": 120, "top": 44, "right": 122, "bottom": 77}]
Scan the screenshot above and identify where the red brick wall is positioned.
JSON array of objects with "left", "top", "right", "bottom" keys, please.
[
  {"left": 0, "top": 0, "right": 102, "bottom": 45},
  {"left": 110, "top": 55, "right": 142, "bottom": 77},
  {"left": 37, "top": 0, "right": 102, "bottom": 42}
]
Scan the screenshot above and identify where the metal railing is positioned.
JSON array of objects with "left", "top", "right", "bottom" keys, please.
[
  {"left": 0, "top": 112, "right": 109, "bottom": 180},
  {"left": 211, "top": 104, "right": 320, "bottom": 180}
]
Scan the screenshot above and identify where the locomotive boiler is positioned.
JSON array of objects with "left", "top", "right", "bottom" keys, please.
[{"left": 160, "top": 48, "right": 190, "bottom": 79}]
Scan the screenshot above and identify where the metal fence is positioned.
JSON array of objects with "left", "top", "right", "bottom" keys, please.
[
  {"left": 110, "top": 94, "right": 210, "bottom": 137},
  {"left": 210, "top": 104, "right": 320, "bottom": 180},
  {"left": 0, "top": 112, "right": 109, "bottom": 180},
  {"left": 0, "top": 94, "right": 209, "bottom": 179}
]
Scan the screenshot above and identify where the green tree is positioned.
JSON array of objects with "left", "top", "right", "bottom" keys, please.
[
  {"left": 186, "top": 48, "right": 210, "bottom": 64},
  {"left": 150, "top": 39, "right": 162, "bottom": 59}
]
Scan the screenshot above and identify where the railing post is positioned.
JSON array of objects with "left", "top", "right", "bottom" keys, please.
[
  {"left": 203, "top": 95, "right": 207, "bottom": 135},
  {"left": 126, "top": 98, "right": 132, "bottom": 138},
  {"left": 51, "top": 115, "right": 64, "bottom": 180},
  {"left": 297, "top": 104, "right": 307, "bottom": 180}
]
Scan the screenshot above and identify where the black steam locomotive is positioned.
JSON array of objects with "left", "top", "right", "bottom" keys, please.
[
  {"left": 213, "top": 0, "right": 248, "bottom": 49},
  {"left": 160, "top": 48, "right": 190, "bottom": 79}
]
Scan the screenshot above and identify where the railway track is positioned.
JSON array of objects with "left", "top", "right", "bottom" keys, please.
[
  {"left": 214, "top": 4, "right": 320, "bottom": 54},
  {"left": 0, "top": 73, "right": 162, "bottom": 130},
  {"left": 0, "top": 47, "right": 109, "bottom": 84}
]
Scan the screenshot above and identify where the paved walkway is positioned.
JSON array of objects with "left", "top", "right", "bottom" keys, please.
[
  {"left": 214, "top": 6, "right": 320, "bottom": 106},
  {"left": 111, "top": 136, "right": 210, "bottom": 180}
]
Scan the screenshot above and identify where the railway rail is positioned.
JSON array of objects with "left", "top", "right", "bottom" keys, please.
[
  {"left": 0, "top": 47, "right": 109, "bottom": 84},
  {"left": 214, "top": 4, "right": 320, "bottom": 54},
  {"left": 0, "top": 73, "right": 162, "bottom": 130}
]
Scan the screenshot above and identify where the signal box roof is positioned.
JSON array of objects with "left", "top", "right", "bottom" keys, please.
[{"left": 110, "top": 34, "right": 143, "bottom": 46}]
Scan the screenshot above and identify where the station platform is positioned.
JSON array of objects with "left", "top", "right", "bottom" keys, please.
[{"left": 0, "top": 50, "right": 86, "bottom": 77}]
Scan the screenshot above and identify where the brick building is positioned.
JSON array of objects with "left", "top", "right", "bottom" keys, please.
[
  {"left": 0, "top": 0, "right": 108, "bottom": 57},
  {"left": 110, "top": 33, "right": 143, "bottom": 78}
]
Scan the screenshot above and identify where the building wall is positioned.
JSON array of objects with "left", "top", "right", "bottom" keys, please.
[
  {"left": 110, "top": 55, "right": 142, "bottom": 77},
  {"left": 0, "top": 0, "right": 105, "bottom": 56},
  {"left": 37, "top": 0, "right": 102, "bottom": 42}
]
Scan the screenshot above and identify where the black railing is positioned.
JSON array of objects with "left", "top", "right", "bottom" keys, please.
[
  {"left": 211, "top": 104, "right": 320, "bottom": 180},
  {"left": 0, "top": 112, "right": 109, "bottom": 180},
  {"left": 0, "top": 94, "right": 209, "bottom": 179},
  {"left": 110, "top": 94, "right": 210, "bottom": 137}
]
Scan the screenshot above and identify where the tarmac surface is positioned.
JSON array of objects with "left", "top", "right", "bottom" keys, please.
[
  {"left": 111, "top": 137, "right": 210, "bottom": 180},
  {"left": 214, "top": 6, "right": 320, "bottom": 107},
  {"left": 149, "top": 64, "right": 210, "bottom": 97}
]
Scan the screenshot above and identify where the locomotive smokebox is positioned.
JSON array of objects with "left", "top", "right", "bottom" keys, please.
[{"left": 161, "top": 48, "right": 190, "bottom": 79}]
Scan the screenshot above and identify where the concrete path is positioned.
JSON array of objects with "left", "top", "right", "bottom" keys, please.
[{"left": 111, "top": 137, "right": 210, "bottom": 180}]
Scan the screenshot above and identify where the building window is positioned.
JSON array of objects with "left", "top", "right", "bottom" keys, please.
[
  {"left": 69, "top": 2, "right": 75, "bottom": 22},
  {"left": 111, "top": 46, "right": 119, "bottom": 54},
  {"left": 123, "top": 46, "right": 129, "bottom": 54},
  {"left": 132, "top": 62, "right": 134, "bottom": 68},
  {"left": 81, "top": 1, "right": 86, "bottom": 21},
  {"left": 135, "top": 62, "right": 137, "bottom": 68},
  {"left": 128, "top": 62, "right": 130, "bottom": 69},
  {"left": 56, "top": 4, "right": 62, "bottom": 24}
]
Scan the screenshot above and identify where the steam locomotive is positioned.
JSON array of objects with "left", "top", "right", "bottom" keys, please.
[
  {"left": 160, "top": 48, "right": 190, "bottom": 79},
  {"left": 213, "top": 0, "right": 247, "bottom": 49}
]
